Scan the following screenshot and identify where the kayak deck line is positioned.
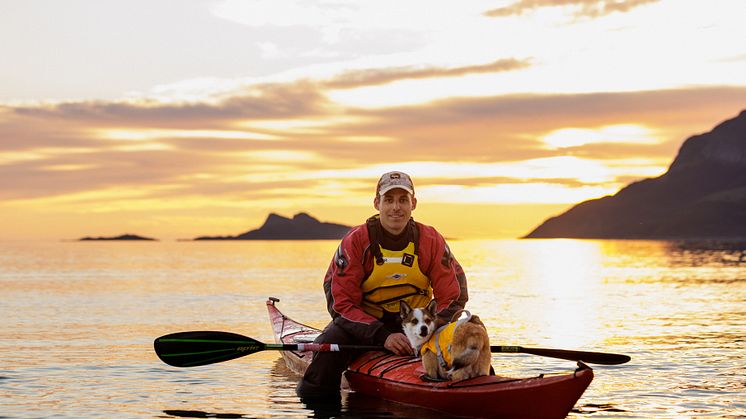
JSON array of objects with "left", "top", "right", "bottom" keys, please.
[{"left": 351, "top": 351, "right": 539, "bottom": 389}]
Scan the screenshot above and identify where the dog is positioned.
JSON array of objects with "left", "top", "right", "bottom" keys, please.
[
  {"left": 400, "top": 300, "right": 491, "bottom": 381},
  {"left": 399, "top": 299, "right": 439, "bottom": 356}
]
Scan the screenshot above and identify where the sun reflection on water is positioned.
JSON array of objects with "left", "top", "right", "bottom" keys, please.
[
  {"left": 1, "top": 239, "right": 744, "bottom": 418},
  {"left": 452, "top": 239, "right": 610, "bottom": 350}
]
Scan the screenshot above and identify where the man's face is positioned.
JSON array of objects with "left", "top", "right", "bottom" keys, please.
[{"left": 374, "top": 188, "right": 417, "bottom": 235}]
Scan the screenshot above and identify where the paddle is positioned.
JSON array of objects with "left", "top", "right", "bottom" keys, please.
[
  {"left": 154, "top": 331, "right": 383, "bottom": 367},
  {"left": 155, "top": 331, "right": 631, "bottom": 367}
]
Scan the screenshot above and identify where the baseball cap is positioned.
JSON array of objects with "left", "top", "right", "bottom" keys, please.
[{"left": 376, "top": 171, "right": 415, "bottom": 196}]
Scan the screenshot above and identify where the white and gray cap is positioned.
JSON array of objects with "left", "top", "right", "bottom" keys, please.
[{"left": 376, "top": 171, "right": 415, "bottom": 196}]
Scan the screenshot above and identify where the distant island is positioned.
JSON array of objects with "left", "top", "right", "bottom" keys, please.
[
  {"left": 79, "top": 234, "right": 157, "bottom": 241},
  {"left": 194, "top": 212, "right": 351, "bottom": 240},
  {"left": 524, "top": 109, "right": 746, "bottom": 239}
]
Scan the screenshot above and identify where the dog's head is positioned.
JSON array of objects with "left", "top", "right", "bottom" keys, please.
[{"left": 399, "top": 300, "right": 438, "bottom": 348}]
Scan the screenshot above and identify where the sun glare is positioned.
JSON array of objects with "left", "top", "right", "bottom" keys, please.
[
  {"left": 542, "top": 124, "right": 659, "bottom": 149},
  {"left": 419, "top": 183, "right": 617, "bottom": 205},
  {"left": 521, "top": 240, "right": 604, "bottom": 348},
  {"left": 243, "top": 116, "right": 366, "bottom": 133}
]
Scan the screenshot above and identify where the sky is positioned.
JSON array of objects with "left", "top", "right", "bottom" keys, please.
[{"left": 1, "top": 0, "right": 746, "bottom": 241}]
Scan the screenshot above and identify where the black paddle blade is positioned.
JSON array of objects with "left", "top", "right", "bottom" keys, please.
[
  {"left": 521, "top": 347, "right": 630, "bottom": 365},
  {"left": 491, "top": 346, "right": 631, "bottom": 365},
  {"left": 154, "top": 331, "right": 264, "bottom": 367}
]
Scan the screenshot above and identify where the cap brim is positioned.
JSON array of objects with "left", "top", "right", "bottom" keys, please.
[{"left": 378, "top": 185, "right": 414, "bottom": 196}]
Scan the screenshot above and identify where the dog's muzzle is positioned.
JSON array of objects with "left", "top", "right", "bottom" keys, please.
[{"left": 419, "top": 326, "right": 429, "bottom": 337}]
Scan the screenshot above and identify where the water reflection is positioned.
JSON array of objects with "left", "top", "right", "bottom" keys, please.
[
  {"left": 2, "top": 240, "right": 745, "bottom": 418},
  {"left": 664, "top": 240, "right": 746, "bottom": 266},
  {"left": 163, "top": 410, "right": 246, "bottom": 418},
  {"left": 266, "top": 358, "right": 455, "bottom": 418}
]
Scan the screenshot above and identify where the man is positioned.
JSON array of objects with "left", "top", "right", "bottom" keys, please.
[{"left": 297, "top": 171, "right": 469, "bottom": 399}]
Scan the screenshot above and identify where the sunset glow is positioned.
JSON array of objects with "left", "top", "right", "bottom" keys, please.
[{"left": 1, "top": 0, "right": 745, "bottom": 240}]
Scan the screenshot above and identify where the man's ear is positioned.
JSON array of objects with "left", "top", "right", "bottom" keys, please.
[
  {"left": 411, "top": 196, "right": 417, "bottom": 210},
  {"left": 374, "top": 196, "right": 380, "bottom": 210}
]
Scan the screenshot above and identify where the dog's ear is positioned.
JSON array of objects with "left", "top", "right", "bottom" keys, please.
[
  {"left": 399, "top": 300, "right": 412, "bottom": 318},
  {"left": 426, "top": 299, "right": 438, "bottom": 316},
  {"left": 469, "top": 314, "right": 484, "bottom": 326}
]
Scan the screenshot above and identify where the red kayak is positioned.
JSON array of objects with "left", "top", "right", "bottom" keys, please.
[{"left": 267, "top": 297, "right": 593, "bottom": 418}]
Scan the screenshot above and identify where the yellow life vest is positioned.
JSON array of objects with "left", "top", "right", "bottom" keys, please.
[
  {"left": 360, "top": 241, "right": 432, "bottom": 318},
  {"left": 420, "top": 311, "right": 473, "bottom": 369},
  {"left": 420, "top": 321, "right": 456, "bottom": 368}
]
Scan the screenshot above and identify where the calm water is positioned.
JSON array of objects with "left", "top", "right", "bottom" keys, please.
[{"left": 1, "top": 239, "right": 744, "bottom": 418}]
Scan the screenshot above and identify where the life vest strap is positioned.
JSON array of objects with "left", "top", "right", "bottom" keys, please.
[{"left": 362, "top": 285, "right": 429, "bottom": 306}]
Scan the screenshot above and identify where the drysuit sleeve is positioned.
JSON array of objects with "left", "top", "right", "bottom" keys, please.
[{"left": 323, "top": 225, "right": 393, "bottom": 345}]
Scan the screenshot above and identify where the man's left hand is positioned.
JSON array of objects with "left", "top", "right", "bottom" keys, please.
[{"left": 383, "top": 333, "right": 413, "bottom": 356}]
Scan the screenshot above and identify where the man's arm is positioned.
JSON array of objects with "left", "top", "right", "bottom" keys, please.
[{"left": 323, "top": 226, "right": 394, "bottom": 345}]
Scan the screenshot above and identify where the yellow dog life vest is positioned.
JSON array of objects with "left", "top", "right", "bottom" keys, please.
[
  {"left": 420, "top": 311, "right": 473, "bottom": 369},
  {"left": 360, "top": 242, "right": 432, "bottom": 318}
]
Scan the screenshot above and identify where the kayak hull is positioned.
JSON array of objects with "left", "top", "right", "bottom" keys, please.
[{"left": 267, "top": 297, "right": 593, "bottom": 418}]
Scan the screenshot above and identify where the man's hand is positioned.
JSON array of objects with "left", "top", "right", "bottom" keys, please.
[{"left": 384, "top": 332, "right": 413, "bottom": 356}]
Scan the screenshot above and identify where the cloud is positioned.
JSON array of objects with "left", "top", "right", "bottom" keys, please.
[
  {"left": 325, "top": 86, "right": 746, "bottom": 163},
  {"left": 323, "top": 58, "right": 532, "bottom": 89},
  {"left": 7, "top": 81, "right": 331, "bottom": 129},
  {"left": 484, "top": 0, "right": 659, "bottom": 18},
  {"left": 2, "top": 83, "right": 744, "bottom": 204}
]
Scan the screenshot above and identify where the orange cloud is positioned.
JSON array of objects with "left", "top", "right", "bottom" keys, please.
[
  {"left": 2, "top": 84, "right": 744, "bottom": 208},
  {"left": 323, "top": 58, "right": 532, "bottom": 89},
  {"left": 484, "top": 0, "right": 659, "bottom": 18}
]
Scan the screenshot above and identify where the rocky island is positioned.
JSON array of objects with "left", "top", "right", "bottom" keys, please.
[
  {"left": 525, "top": 110, "right": 746, "bottom": 239},
  {"left": 79, "top": 234, "right": 157, "bottom": 241},
  {"left": 194, "top": 212, "right": 351, "bottom": 240}
]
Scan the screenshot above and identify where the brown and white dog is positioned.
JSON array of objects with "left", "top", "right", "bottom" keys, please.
[
  {"left": 400, "top": 300, "right": 491, "bottom": 381},
  {"left": 400, "top": 299, "right": 438, "bottom": 356}
]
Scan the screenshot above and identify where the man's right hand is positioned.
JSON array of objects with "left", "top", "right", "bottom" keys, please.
[{"left": 384, "top": 332, "right": 413, "bottom": 356}]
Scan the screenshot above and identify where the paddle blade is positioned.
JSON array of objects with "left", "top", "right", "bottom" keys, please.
[
  {"left": 491, "top": 346, "right": 631, "bottom": 365},
  {"left": 522, "top": 347, "right": 630, "bottom": 365},
  {"left": 154, "top": 331, "right": 264, "bottom": 367}
]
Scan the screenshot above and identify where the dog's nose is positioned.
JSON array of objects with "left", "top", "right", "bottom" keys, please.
[{"left": 419, "top": 326, "right": 428, "bottom": 336}]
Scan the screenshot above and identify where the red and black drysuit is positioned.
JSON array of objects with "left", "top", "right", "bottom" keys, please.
[{"left": 297, "top": 215, "right": 468, "bottom": 398}]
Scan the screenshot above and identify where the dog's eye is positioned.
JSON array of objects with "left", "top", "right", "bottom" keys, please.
[
  {"left": 425, "top": 319, "right": 432, "bottom": 325},
  {"left": 411, "top": 319, "right": 418, "bottom": 325}
]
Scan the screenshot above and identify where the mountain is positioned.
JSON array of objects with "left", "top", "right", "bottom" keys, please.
[
  {"left": 79, "top": 234, "right": 156, "bottom": 241},
  {"left": 524, "top": 110, "right": 746, "bottom": 239},
  {"left": 194, "top": 212, "right": 352, "bottom": 240}
]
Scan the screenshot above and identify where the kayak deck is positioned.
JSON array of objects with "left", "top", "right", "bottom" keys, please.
[{"left": 267, "top": 297, "right": 593, "bottom": 418}]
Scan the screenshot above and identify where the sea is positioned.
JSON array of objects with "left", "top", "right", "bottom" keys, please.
[{"left": 1, "top": 239, "right": 744, "bottom": 418}]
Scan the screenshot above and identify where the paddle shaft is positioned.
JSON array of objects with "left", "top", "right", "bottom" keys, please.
[
  {"left": 155, "top": 330, "right": 630, "bottom": 367},
  {"left": 235, "top": 343, "right": 629, "bottom": 365},
  {"left": 274, "top": 343, "right": 630, "bottom": 365}
]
